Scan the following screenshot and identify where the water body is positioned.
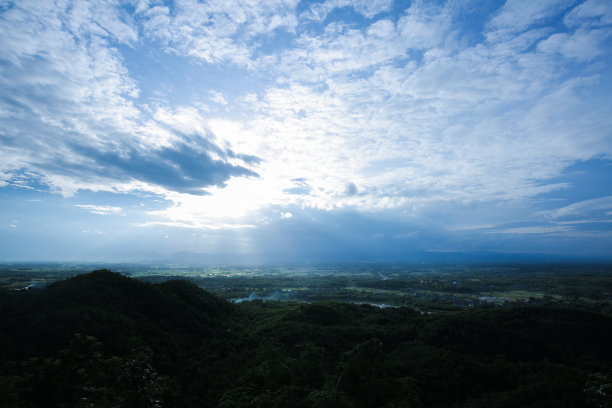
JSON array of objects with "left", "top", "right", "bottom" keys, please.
[
  {"left": 232, "top": 290, "right": 295, "bottom": 303},
  {"left": 350, "top": 301, "right": 396, "bottom": 308}
]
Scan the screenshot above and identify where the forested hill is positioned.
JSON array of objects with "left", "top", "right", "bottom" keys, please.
[
  {"left": 1, "top": 269, "right": 234, "bottom": 357},
  {"left": 1, "top": 270, "right": 611, "bottom": 407}
]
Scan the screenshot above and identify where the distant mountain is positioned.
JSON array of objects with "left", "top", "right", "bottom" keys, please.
[{"left": 156, "top": 250, "right": 612, "bottom": 266}]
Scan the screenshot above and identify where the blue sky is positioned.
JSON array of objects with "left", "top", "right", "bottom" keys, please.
[{"left": 1, "top": 0, "right": 611, "bottom": 262}]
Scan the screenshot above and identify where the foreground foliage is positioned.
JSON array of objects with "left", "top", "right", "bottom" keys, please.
[{"left": 1, "top": 270, "right": 611, "bottom": 407}]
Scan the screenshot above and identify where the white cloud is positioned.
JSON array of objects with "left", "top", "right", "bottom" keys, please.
[
  {"left": 139, "top": 0, "right": 299, "bottom": 66},
  {"left": 230, "top": 1, "right": 610, "bottom": 217},
  {"left": 279, "top": 3, "right": 452, "bottom": 80},
  {"left": 75, "top": 204, "right": 123, "bottom": 216},
  {"left": 209, "top": 90, "right": 228, "bottom": 105},
  {"left": 396, "top": 1, "right": 451, "bottom": 50},
  {"left": 537, "top": 27, "right": 611, "bottom": 61},
  {"left": 82, "top": 230, "right": 104, "bottom": 235},
  {"left": 137, "top": 221, "right": 255, "bottom": 230},
  {"left": 490, "top": 223, "right": 612, "bottom": 240},
  {"left": 63, "top": 0, "right": 138, "bottom": 44},
  {"left": 486, "top": 0, "right": 577, "bottom": 42},
  {"left": 546, "top": 196, "right": 612, "bottom": 219},
  {"left": 557, "top": 219, "right": 612, "bottom": 224},
  {"left": 492, "top": 225, "right": 572, "bottom": 234},
  {"left": 301, "top": 0, "right": 393, "bottom": 21},
  {"left": 2, "top": 0, "right": 612, "bottom": 237},
  {"left": 0, "top": 1, "right": 140, "bottom": 183},
  {"left": 564, "top": 0, "right": 612, "bottom": 27},
  {"left": 0, "top": 1, "right": 258, "bottom": 199},
  {"left": 449, "top": 224, "right": 497, "bottom": 232}
]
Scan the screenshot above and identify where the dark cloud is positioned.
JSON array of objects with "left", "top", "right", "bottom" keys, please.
[
  {"left": 344, "top": 182, "right": 358, "bottom": 196},
  {"left": 45, "top": 132, "right": 259, "bottom": 195}
]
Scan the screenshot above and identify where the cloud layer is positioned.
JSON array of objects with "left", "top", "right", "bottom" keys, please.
[
  {"left": 0, "top": 0, "right": 258, "bottom": 197},
  {"left": 1, "top": 0, "right": 611, "bottom": 259}
]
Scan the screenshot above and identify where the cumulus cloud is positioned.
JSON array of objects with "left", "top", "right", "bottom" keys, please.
[
  {"left": 139, "top": 0, "right": 299, "bottom": 65},
  {"left": 0, "top": 0, "right": 259, "bottom": 198},
  {"left": 244, "top": 0, "right": 612, "bottom": 214},
  {"left": 277, "top": 2, "right": 451, "bottom": 79},
  {"left": 537, "top": 28, "right": 608, "bottom": 61},
  {"left": 209, "top": 90, "right": 228, "bottom": 105}
]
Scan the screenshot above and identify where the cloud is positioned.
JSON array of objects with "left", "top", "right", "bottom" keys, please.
[
  {"left": 344, "top": 182, "right": 358, "bottom": 196},
  {"left": 557, "top": 219, "right": 612, "bottom": 224},
  {"left": 136, "top": 220, "right": 255, "bottom": 230},
  {"left": 159, "top": 0, "right": 611, "bottom": 232},
  {"left": 486, "top": 0, "right": 577, "bottom": 42},
  {"left": 278, "top": 2, "right": 452, "bottom": 79},
  {"left": 492, "top": 225, "right": 572, "bottom": 234},
  {"left": 538, "top": 21, "right": 612, "bottom": 61},
  {"left": 209, "top": 90, "right": 228, "bottom": 105},
  {"left": 1, "top": 0, "right": 612, "bottom": 255},
  {"left": 139, "top": 0, "right": 299, "bottom": 65},
  {"left": 235, "top": 0, "right": 611, "bottom": 216},
  {"left": 396, "top": 1, "right": 451, "bottom": 50},
  {"left": 82, "top": 230, "right": 104, "bottom": 235},
  {"left": 301, "top": 0, "right": 393, "bottom": 21},
  {"left": 449, "top": 224, "right": 497, "bottom": 232},
  {"left": 284, "top": 178, "right": 312, "bottom": 195},
  {"left": 239, "top": 46, "right": 602, "bottom": 214},
  {"left": 546, "top": 196, "right": 612, "bottom": 219},
  {"left": 0, "top": 169, "right": 50, "bottom": 191},
  {"left": 0, "top": 0, "right": 259, "bottom": 197},
  {"left": 75, "top": 204, "right": 122, "bottom": 216},
  {"left": 64, "top": 132, "right": 258, "bottom": 195},
  {"left": 564, "top": 0, "right": 612, "bottom": 27}
]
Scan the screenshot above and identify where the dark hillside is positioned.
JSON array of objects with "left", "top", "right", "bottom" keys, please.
[
  {"left": 0, "top": 270, "right": 239, "bottom": 407},
  {"left": 1, "top": 270, "right": 611, "bottom": 407},
  {"left": 0, "top": 270, "right": 234, "bottom": 358}
]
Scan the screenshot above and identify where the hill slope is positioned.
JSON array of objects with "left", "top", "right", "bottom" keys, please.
[{"left": 1, "top": 270, "right": 611, "bottom": 407}]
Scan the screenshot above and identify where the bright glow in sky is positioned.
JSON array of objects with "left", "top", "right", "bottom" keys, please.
[{"left": 1, "top": 0, "right": 611, "bottom": 262}]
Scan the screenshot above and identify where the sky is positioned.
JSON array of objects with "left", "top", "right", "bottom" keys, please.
[{"left": 1, "top": 0, "right": 611, "bottom": 263}]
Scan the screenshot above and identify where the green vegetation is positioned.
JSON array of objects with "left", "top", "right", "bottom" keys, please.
[
  {"left": 5, "top": 262, "right": 611, "bottom": 313},
  {"left": 1, "top": 268, "right": 611, "bottom": 407},
  {"left": 131, "top": 263, "right": 612, "bottom": 315}
]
